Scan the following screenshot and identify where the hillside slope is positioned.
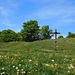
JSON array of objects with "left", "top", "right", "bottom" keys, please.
[{"left": 0, "top": 38, "right": 75, "bottom": 75}]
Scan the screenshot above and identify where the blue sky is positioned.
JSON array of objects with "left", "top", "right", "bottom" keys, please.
[{"left": 0, "top": 0, "right": 75, "bottom": 37}]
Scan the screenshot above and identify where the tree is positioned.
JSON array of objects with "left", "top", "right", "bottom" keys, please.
[
  {"left": 0, "top": 31, "right": 2, "bottom": 42},
  {"left": 16, "top": 32, "right": 22, "bottom": 41},
  {"left": 0, "top": 29, "right": 17, "bottom": 42},
  {"left": 40, "top": 25, "right": 52, "bottom": 39},
  {"left": 58, "top": 35, "right": 64, "bottom": 38},
  {"left": 21, "top": 20, "right": 39, "bottom": 42},
  {"left": 67, "top": 32, "right": 75, "bottom": 38}
]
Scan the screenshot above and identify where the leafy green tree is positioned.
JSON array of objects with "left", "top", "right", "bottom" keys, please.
[
  {"left": 16, "top": 32, "right": 22, "bottom": 41},
  {"left": 0, "top": 31, "right": 2, "bottom": 41},
  {"left": 40, "top": 25, "right": 52, "bottom": 39},
  {"left": 0, "top": 29, "right": 17, "bottom": 42},
  {"left": 67, "top": 32, "right": 75, "bottom": 38},
  {"left": 58, "top": 35, "right": 64, "bottom": 38},
  {"left": 21, "top": 20, "right": 39, "bottom": 42}
]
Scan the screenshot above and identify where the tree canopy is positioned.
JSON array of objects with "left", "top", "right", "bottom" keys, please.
[
  {"left": 40, "top": 25, "right": 52, "bottom": 39},
  {"left": 21, "top": 20, "right": 39, "bottom": 42},
  {"left": 58, "top": 35, "right": 64, "bottom": 38},
  {"left": 67, "top": 32, "right": 75, "bottom": 38},
  {"left": 0, "top": 29, "right": 17, "bottom": 42},
  {"left": 0, "top": 20, "right": 75, "bottom": 42},
  {"left": 0, "top": 20, "right": 53, "bottom": 42}
]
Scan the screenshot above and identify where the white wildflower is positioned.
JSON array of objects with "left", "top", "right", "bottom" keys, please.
[
  {"left": 68, "top": 66, "right": 71, "bottom": 69},
  {"left": 51, "top": 59, "right": 54, "bottom": 62},
  {"left": 1, "top": 73, "right": 2, "bottom": 75},
  {"left": 19, "top": 57, "right": 20, "bottom": 59},
  {"left": 19, "top": 64, "right": 21, "bottom": 67},
  {"left": 21, "top": 60, "right": 23, "bottom": 62},
  {"left": 5, "top": 55, "right": 6, "bottom": 57},
  {"left": 17, "top": 71, "right": 19, "bottom": 75},
  {"left": 70, "top": 64, "right": 74, "bottom": 68},
  {"left": 29, "top": 59, "right": 32, "bottom": 62},
  {"left": 23, "top": 71, "right": 26, "bottom": 74},
  {"left": 13, "top": 65, "right": 15, "bottom": 68},
  {"left": 17, "top": 69, "right": 19, "bottom": 72},
  {"left": 0, "top": 55, "right": 2, "bottom": 58},
  {"left": 57, "top": 46, "right": 58, "bottom": 47},
  {"left": 35, "top": 70, "right": 37, "bottom": 72},
  {"left": 21, "top": 72, "right": 24, "bottom": 74},
  {"left": 2, "top": 72, "right": 5, "bottom": 74},
  {"left": 36, "top": 63, "right": 38, "bottom": 66},
  {"left": 2, "top": 67, "right": 4, "bottom": 70},
  {"left": 45, "top": 64, "right": 50, "bottom": 66},
  {"left": 68, "top": 70, "right": 70, "bottom": 73},
  {"left": 21, "top": 69, "right": 23, "bottom": 71},
  {"left": 16, "top": 67, "right": 18, "bottom": 70}
]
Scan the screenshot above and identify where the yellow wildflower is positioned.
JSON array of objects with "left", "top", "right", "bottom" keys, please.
[{"left": 54, "top": 63, "right": 58, "bottom": 67}]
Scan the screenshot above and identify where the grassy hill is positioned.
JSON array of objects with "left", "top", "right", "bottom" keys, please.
[{"left": 0, "top": 38, "right": 75, "bottom": 75}]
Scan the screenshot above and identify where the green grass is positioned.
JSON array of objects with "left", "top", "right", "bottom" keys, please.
[{"left": 0, "top": 38, "right": 75, "bottom": 75}]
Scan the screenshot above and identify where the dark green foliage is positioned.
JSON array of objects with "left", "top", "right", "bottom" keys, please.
[
  {"left": 0, "top": 29, "right": 17, "bottom": 42},
  {"left": 21, "top": 20, "right": 39, "bottom": 42},
  {"left": 58, "top": 35, "right": 64, "bottom": 38},
  {"left": 67, "top": 32, "right": 75, "bottom": 38},
  {"left": 40, "top": 25, "right": 52, "bottom": 39},
  {"left": 16, "top": 32, "right": 22, "bottom": 41},
  {"left": 0, "top": 31, "right": 2, "bottom": 41}
]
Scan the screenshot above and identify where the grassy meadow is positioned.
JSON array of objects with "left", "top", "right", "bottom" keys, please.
[{"left": 0, "top": 38, "right": 75, "bottom": 75}]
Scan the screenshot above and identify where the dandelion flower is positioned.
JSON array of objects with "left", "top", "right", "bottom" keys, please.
[{"left": 54, "top": 63, "right": 58, "bottom": 67}]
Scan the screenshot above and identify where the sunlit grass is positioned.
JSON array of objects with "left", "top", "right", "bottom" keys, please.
[{"left": 0, "top": 38, "right": 75, "bottom": 74}]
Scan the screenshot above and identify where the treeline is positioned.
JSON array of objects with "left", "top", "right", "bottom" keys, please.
[
  {"left": 0, "top": 20, "right": 75, "bottom": 42},
  {"left": 0, "top": 20, "right": 52, "bottom": 42},
  {"left": 58, "top": 32, "right": 75, "bottom": 38}
]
